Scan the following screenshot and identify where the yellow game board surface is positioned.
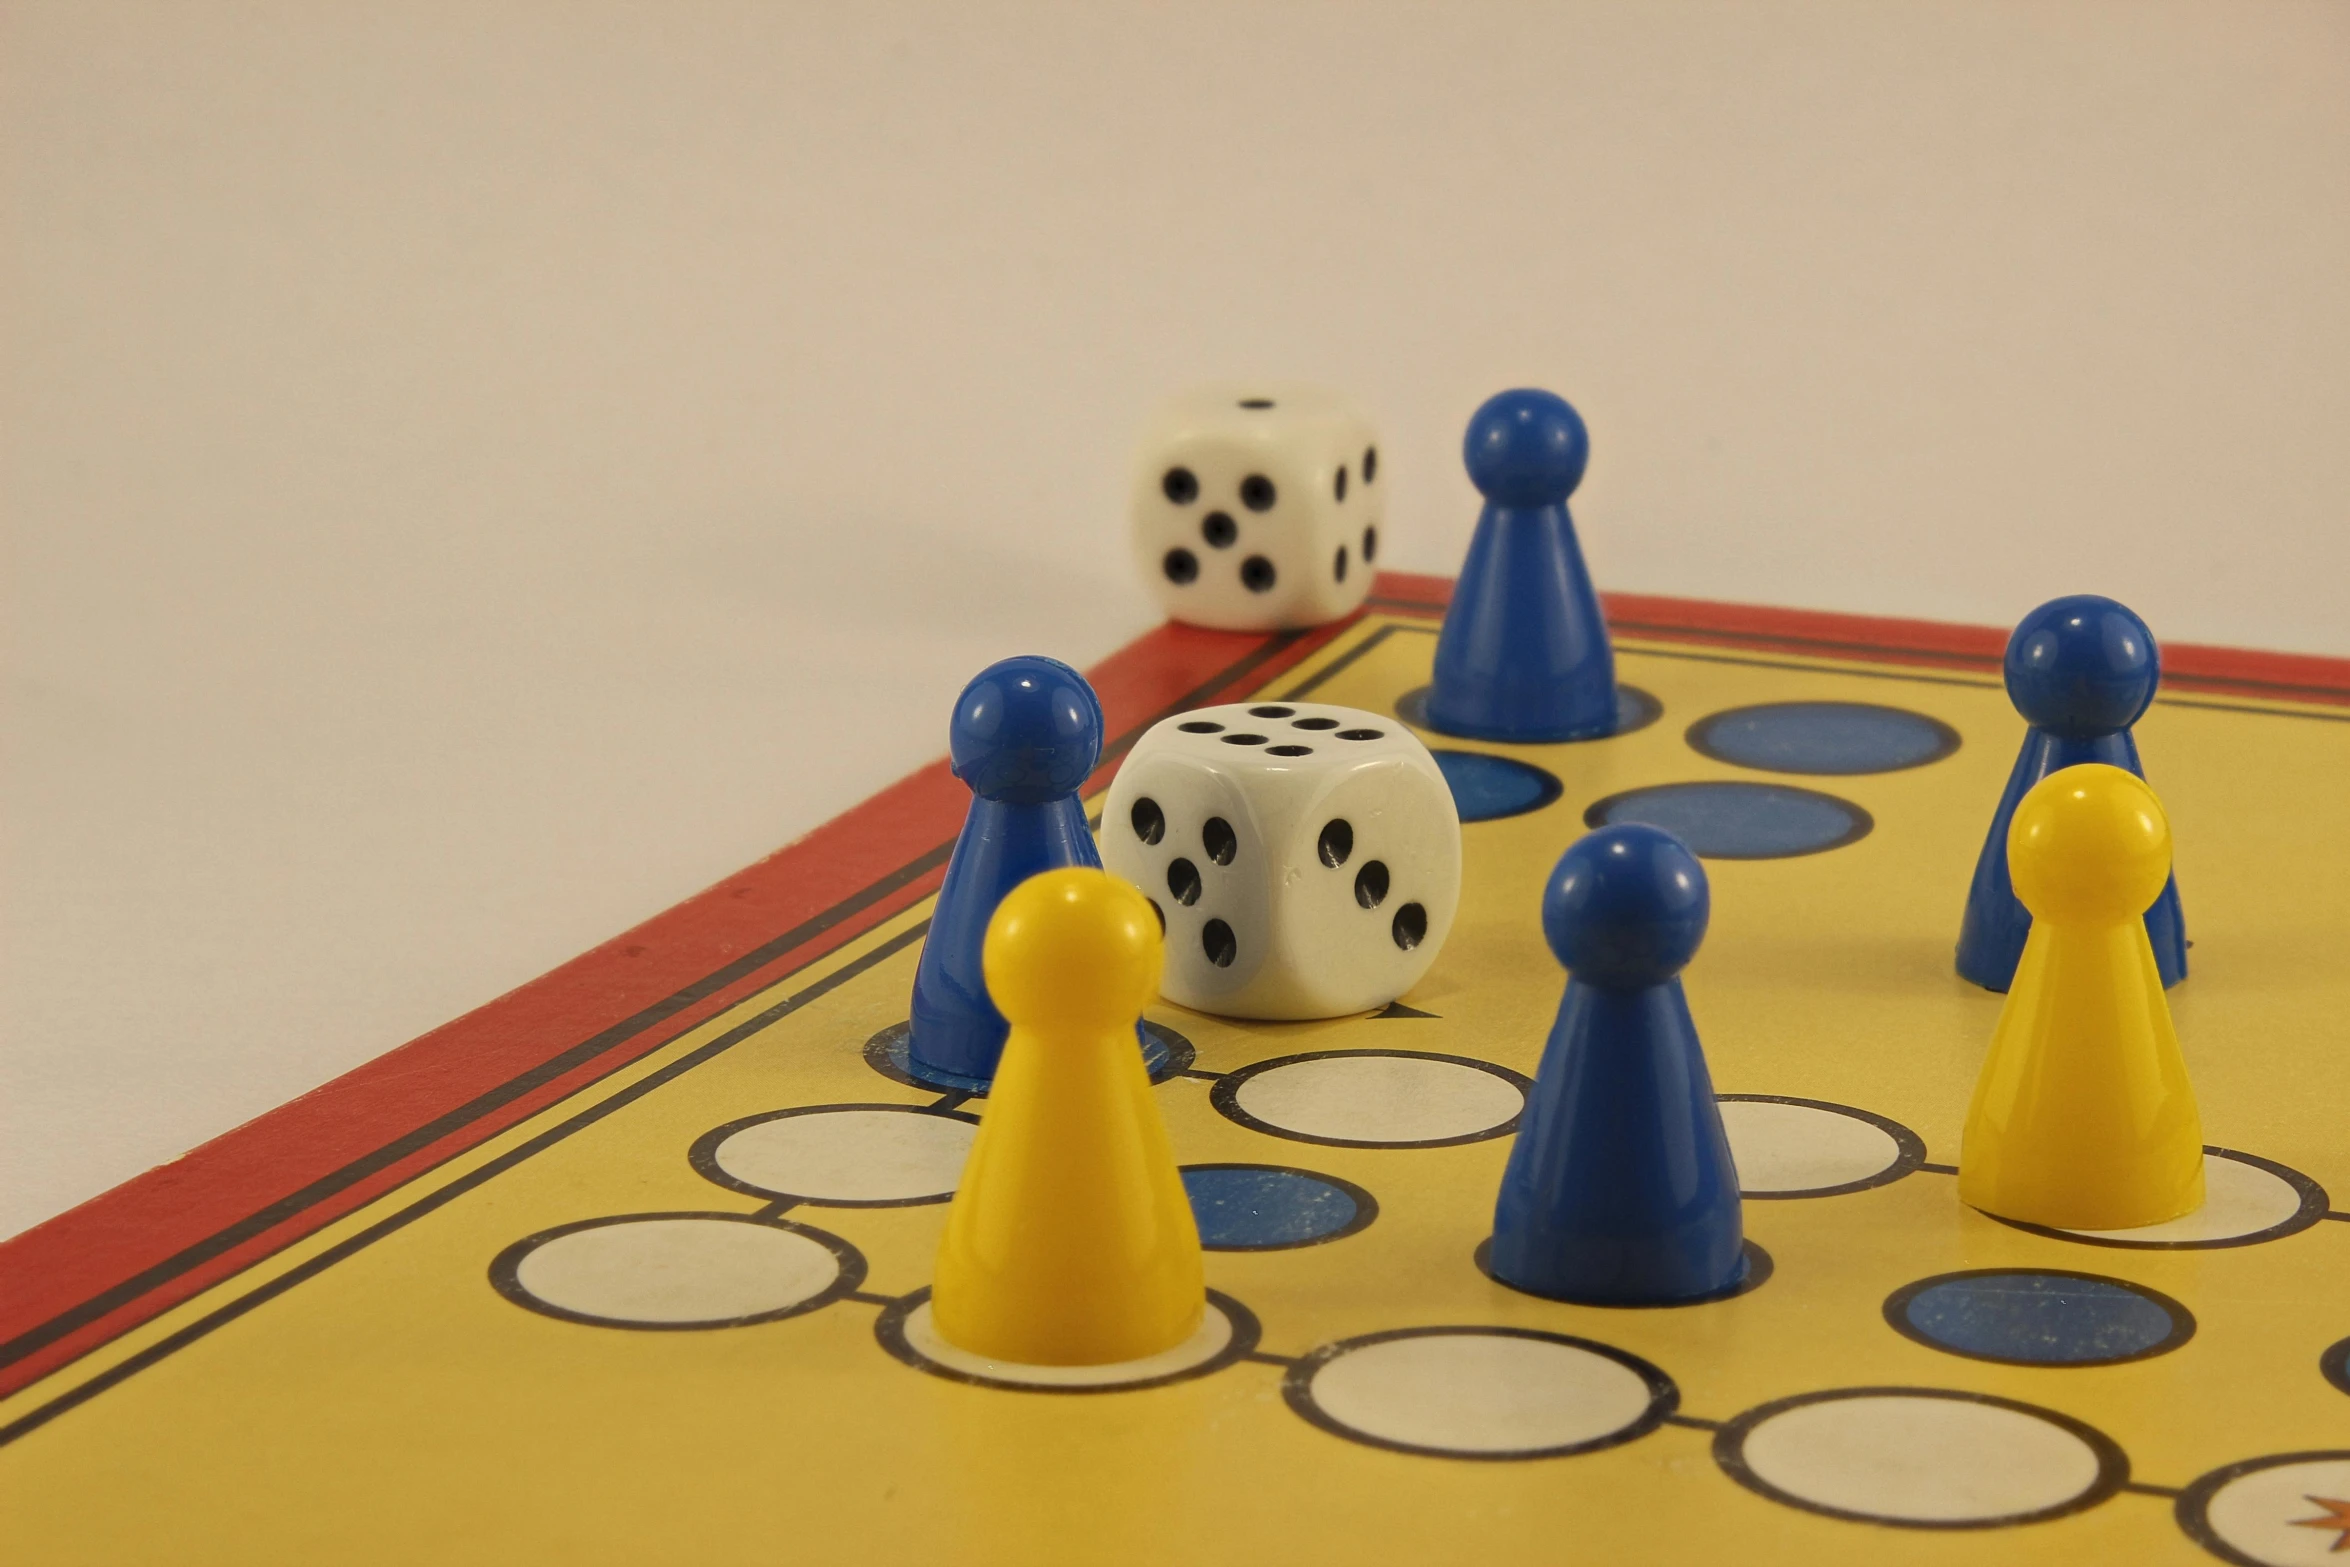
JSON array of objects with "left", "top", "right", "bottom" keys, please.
[{"left": 5, "top": 604, "right": 2348, "bottom": 1567}]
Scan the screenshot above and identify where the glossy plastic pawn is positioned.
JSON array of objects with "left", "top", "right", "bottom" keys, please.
[
  {"left": 1425, "top": 389, "right": 1620, "bottom": 742},
  {"left": 1960, "top": 765, "right": 2204, "bottom": 1230},
  {"left": 908, "top": 656, "right": 1105, "bottom": 1087},
  {"left": 1957, "top": 595, "right": 2186, "bottom": 991},
  {"left": 932, "top": 868, "right": 1205, "bottom": 1365},
  {"left": 1489, "top": 825, "right": 1744, "bottom": 1304}
]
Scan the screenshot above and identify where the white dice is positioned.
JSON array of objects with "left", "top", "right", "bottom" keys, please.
[
  {"left": 1131, "top": 384, "right": 1383, "bottom": 631},
  {"left": 1101, "top": 701, "right": 1460, "bottom": 1019}
]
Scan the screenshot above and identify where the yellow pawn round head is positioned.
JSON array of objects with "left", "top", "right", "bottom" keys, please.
[
  {"left": 982, "top": 867, "right": 1163, "bottom": 1036},
  {"left": 940, "top": 866, "right": 1200, "bottom": 1366},
  {"left": 2007, "top": 763, "right": 2172, "bottom": 925}
]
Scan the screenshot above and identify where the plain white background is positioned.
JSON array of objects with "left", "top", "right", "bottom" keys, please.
[{"left": 5, "top": 1, "right": 2346, "bottom": 1239}]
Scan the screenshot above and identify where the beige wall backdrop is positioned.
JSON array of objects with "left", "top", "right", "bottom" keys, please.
[{"left": 4, "top": 1, "right": 2345, "bottom": 1237}]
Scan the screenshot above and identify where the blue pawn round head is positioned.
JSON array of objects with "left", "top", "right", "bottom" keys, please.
[
  {"left": 2004, "top": 595, "right": 2160, "bottom": 739},
  {"left": 1463, "top": 389, "right": 1589, "bottom": 507},
  {"left": 948, "top": 655, "right": 1103, "bottom": 804},
  {"left": 1542, "top": 824, "right": 1709, "bottom": 989}
]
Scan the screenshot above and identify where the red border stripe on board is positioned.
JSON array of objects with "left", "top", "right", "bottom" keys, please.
[
  {"left": 6, "top": 575, "right": 2344, "bottom": 1403},
  {"left": 0, "top": 614, "right": 1358, "bottom": 1400},
  {"left": 1372, "top": 573, "right": 2350, "bottom": 705}
]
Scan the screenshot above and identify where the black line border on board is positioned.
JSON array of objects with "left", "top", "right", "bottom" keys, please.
[
  {"left": 1207, "top": 1049, "right": 1533, "bottom": 1151},
  {"left": 1625, "top": 637, "right": 2350, "bottom": 724},
  {"left": 1421, "top": 750, "right": 1567, "bottom": 823},
  {"left": 1983, "top": 1146, "right": 2330, "bottom": 1251},
  {"left": 1711, "top": 1385, "right": 2132, "bottom": 1530},
  {"left": 1716, "top": 1094, "right": 1929, "bottom": 1200},
  {"left": 1282, "top": 1325, "right": 1679, "bottom": 1462},
  {"left": 0, "top": 627, "right": 1316, "bottom": 1383},
  {"left": 488, "top": 1211, "right": 868, "bottom": 1330},
  {"left": 1358, "top": 592, "right": 2350, "bottom": 712},
  {"left": 1605, "top": 612, "right": 2350, "bottom": 710},
  {"left": 10, "top": 609, "right": 2337, "bottom": 1436},
  {"left": 1879, "top": 1267, "right": 2196, "bottom": 1369},
  {"left": 871, "top": 1287, "right": 1262, "bottom": 1395},
  {"left": 686, "top": 1104, "right": 981, "bottom": 1210},
  {"left": 1685, "top": 700, "right": 1964, "bottom": 776},
  {"left": 2172, "top": 1448, "right": 2350, "bottom": 1567},
  {"left": 0, "top": 924, "right": 928, "bottom": 1450},
  {"left": 1277, "top": 621, "right": 1410, "bottom": 700},
  {"left": 1584, "top": 782, "right": 1877, "bottom": 860},
  {"left": 1178, "top": 1162, "right": 1381, "bottom": 1253}
]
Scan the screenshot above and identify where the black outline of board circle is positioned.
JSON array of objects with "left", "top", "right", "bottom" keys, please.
[
  {"left": 2323, "top": 1335, "right": 2350, "bottom": 1399},
  {"left": 1716, "top": 1093, "right": 1929, "bottom": 1200},
  {"left": 1710, "top": 1385, "right": 2132, "bottom": 1531},
  {"left": 488, "top": 1210, "right": 866, "bottom": 1332},
  {"left": 1472, "top": 1236, "right": 1775, "bottom": 1308},
  {"left": 687, "top": 1102, "right": 982, "bottom": 1209},
  {"left": 1424, "top": 748, "right": 1567, "bottom": 823},
  {"left": 1393, "top": 682, "right": 1664, "bottom": 742},
  {"left": 872, "top": 1286, "right": 1261, "bottom": 1395},
  {"left": 1281, "top": 1324, "right": 1679, "bottom": 1462},
  {"left": 1208, "top": 1048, "right": 1534, "bottom": 1150},
  {"left": 1983, "top": 1146, "right": 2330, "bottom": 1251},
  {"left": 1684, "top": 700, "right": 1963, "bottom": 777},
  {"left": 1177, "top": 1161, "right": 1380, "bottom": 1252},
  {"left": 861, "top": 1018, "right": 1197, "bottom": 1098},
  {"left": 2172, "top": 1448, "right": 2350, "bottom": 1567},
  {"left": 1880, "top": 1267, "right": 2196, "bottom": 1369},
  {"left": 1581, "top": 781, "right": 1876, "bottom": 860}
]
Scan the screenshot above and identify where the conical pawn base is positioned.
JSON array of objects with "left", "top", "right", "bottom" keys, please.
[
  {"left": 1960, "top": 765, "right": 2204, "bottom": 1230},
  {"left": 1425, "top": 390, "right": 1620, "bottom": 743},
  {"left": 1490, "top": 825, "right": 1743, "bottom": 1305},
  {"left": 932, "top": 868, "right": 1204, "bottom": 1365}
]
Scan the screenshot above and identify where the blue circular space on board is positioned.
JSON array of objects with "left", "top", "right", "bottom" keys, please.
[
  {"left": 1687, "top": 702, "right": 1959, "bottom": 776},
  {"left": 1182, "top": 1165, "right": 1367, "bottom": 1250},
  {"left": 1395, "top": 684, "right": 1662, "bottom": 741},
  {"left": 1430, "top": 751, "right": 1564, "bottom": 822},
  {"left": 1585, "top": 782, "right": 1869, "bottom": 859},
  {"left": 1892, "top": 1271, "right": 2188, "bottom": 1366},
  {"left": 872, "top": 1020, "right": 1185, "bottom": 1095}
]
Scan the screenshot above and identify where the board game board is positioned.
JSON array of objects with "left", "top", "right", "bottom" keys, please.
[{"left": 5, "top": 575, "right": 2348, "bottom": 1566}]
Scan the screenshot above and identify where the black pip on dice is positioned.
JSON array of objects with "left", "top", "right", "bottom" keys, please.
[{"left": 1100, "top": 701, "right": 1460, "bottom": 1019}]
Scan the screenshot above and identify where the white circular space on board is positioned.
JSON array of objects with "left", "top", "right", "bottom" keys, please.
[
  {"left": 1307, "top": 1332, "right": 1657, "bottom": 1456},
  {"left": 513, "top": 1217, "right": 841, "bottom": 1326},
  {"left": 898, "top": 1298, "right": 1235, "bottom": 1388},
  {"left": 1719, "top": 1100, "right": 1904, "bottom": 1195},
  {"left": 712, "top": 1107, "right": 974, "bottom": 1204},
  {"left": 1233, "top": 1054, "right": 1522, "bottom": 1144},
  {"left": 1738, "top": 1392, "right": 2104, "bottom": 1524},
  {"left": 2057, "top": 1153, "right": 2303, "bottom": 1243},
  {"left": 2202, "top": 1457, "right": 2350, "bottom": 1567}
]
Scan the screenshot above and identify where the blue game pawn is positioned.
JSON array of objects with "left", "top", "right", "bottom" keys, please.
[
  {"left": 908, "top": 655, "right": 1106, "bottom": 1086},
  {"left": 1425, "top": 389, "right": 1619, "bottom": 742},
  {"left": 1489, "top": 825, "right": 1745, "bottom": 1305},
  {"left": 1956, "top": 595, "right": 2187, "bottom": 992}
]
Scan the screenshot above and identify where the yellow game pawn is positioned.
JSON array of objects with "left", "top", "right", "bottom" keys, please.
[
  {"left": 931, "top": 867, "right": 1205, "bottom": 1365},
  {"left": 1959, "top": 763, "right": 2204, "bottom": 1229}
]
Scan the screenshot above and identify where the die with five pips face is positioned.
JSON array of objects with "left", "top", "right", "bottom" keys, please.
[
  {"left": 1100, "top": 702, "right": 1459, "bottom": 1019},
  {"left": 1131, "top": 385, "right": 1383, "bottom": 632}
]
